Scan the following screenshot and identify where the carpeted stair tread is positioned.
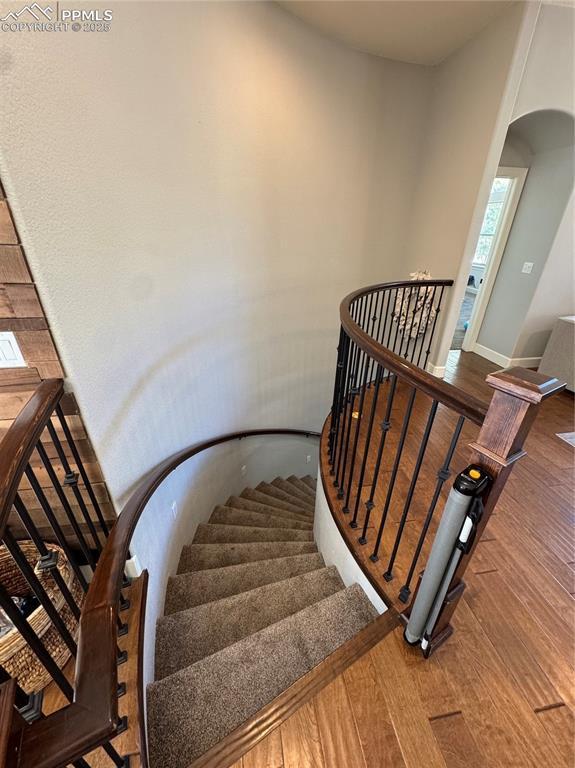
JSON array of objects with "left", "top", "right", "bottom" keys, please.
[
  {"left": 192, "top": 523, "right": 313, "bottom": 544},
  {"left": 177, "top": 541, "right": 317, "bottom": 574},
  {"left": 164, "top": 553, "right": 326, "bottom": 615},
  {"left": 147, "top": 585, "right": 378, "bottom": 768},
  {"left": 241, "top": 487, "right": 312, "bottom": 516},
  {"left": 209, "top": 505, "right": 313, "bottom": 531},
  {"left": 270, "top": 477, "right": 315, "bottom": 506},
  {"left": 286, "top": 475, "right": 316, "bottom": 499},
  {"left": 301, "top": 475, "right": 317, "bottom": 492},
  {"left": 256, "top": 481, "right": 315, "bottom": 512},
  {"left": 227, "top": 495, "right": 312, "bottom": 523},
  {"left": 155, "top": 566, "right": 345, "bottom": 679}
]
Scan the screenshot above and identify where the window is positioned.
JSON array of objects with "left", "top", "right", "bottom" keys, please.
[{"left": 472, "top": 177, "right": 512, "bottom": 266}]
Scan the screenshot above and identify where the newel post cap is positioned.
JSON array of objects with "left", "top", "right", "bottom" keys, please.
[{"left": 486, "top": 367, "right": 566, "bottom": 404}]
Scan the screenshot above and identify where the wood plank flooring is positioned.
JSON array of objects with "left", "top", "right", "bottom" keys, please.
[{"left": 240, "top": 351, "right": 575, "bottom": 768}]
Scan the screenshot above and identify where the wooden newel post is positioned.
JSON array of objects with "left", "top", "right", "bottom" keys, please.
[{"left": 420, "top": 366, "right": 565, "bottom": 656}]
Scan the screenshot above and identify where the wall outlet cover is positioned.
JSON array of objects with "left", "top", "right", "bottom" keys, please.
[{"left": 521, "top": 262, "right": 534, "bottom": 274}]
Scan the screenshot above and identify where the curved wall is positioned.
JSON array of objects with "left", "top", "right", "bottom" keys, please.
[
  {"left": 313, "top": 474, "right": 388, "bottom": 614},
  {"left": 0, "top": 1, "right": 429, "bottom": 684}
]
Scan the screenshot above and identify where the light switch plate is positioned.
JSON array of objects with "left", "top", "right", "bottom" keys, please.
[
  {"left": 0, "top": 332, "right": 26, "bottom": 368},
  {"left": 522, "top": 262, "right": 534, "bottom": 274}
]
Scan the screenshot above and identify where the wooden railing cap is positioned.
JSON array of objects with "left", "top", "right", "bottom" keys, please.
[{"left": 486, "top": 367, "right": 566, "bottom": 403}]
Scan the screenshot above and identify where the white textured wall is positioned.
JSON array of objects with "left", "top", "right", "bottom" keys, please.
[
  {"left": 0, "top": 1, "right": 431, "bottom": 684},
  {"left": 313, "top": 474, "right": 387, "bottom": 614}
]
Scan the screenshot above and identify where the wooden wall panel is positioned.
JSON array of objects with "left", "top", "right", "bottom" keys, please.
[{"left": 0, "top": 178, "right": 116, "bottom": 539}]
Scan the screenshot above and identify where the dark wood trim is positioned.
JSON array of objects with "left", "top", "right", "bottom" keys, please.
[
  {"left": 17, "top": 428, "right": 320, "bottom": 768},
  {"left": 0, "top": 679, "right": 17, "bottom": 768},
  {"left": 0, "top": 379, "right": 63, "bottom": 538},
  {"left": 189, "top": 609, "right": 399, "bottom": 768},
  {"left": 340, "top": 281, "right": 488, "bottom": 425}
]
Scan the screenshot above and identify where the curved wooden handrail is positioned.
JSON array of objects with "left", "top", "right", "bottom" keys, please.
[
  {"left": 18, "top": 427, "right": 320, "bottom": 768},
  {"left": 0, "top": 379, "right": 64, "bottom": 538},
  {"left": 340, "top": 281, "right": 488, "bottom": 426}
]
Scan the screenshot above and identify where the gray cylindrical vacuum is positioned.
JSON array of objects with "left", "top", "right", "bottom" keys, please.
[{"left": 404, "top": 465, "right": 490, "bottom": 647}]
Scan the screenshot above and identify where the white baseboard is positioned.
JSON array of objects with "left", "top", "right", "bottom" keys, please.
[
  {"left": 426, "top": 362, "right": 446, "bottom": 378},
  {"left": 473, "top": 343, "right": 541, "bottom": 370}
]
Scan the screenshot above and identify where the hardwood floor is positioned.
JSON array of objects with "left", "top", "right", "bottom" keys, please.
[{"left": 240, "top": 351, "right": 575, "bottom": 768}]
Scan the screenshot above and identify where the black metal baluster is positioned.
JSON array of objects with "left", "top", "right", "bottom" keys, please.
[
  {"left": 423, "top": 286, "right": 445, "bottom": 370},
  {"left": 35, "top": 442, "right": 97, "bottom": 570},
  {"left": 0, "top": 581, "right": 74, "bottom": 700},
  {"left": 415, "top": 286, "right": 436, "bottom": 367},
  {"left": 55, "top": 405, "right": 109, "bottom": 537},
  {"left": 384, "top": 288, "right": 399, "bottom": 351},
  {"left": 328, "top": 327, "right": 345, "bottom": 461},
  {"left": 399, "top": 285, "right": 416, "bottom": 358},
  {"left": 25, "top": 464, "right": 89, "bottom": 592},
  {"left": 391, "top": 287, "right": 409, "bottom": 355},
  {"left": 370, "top": 387, "right": 417, "bottom": 562},
  {"left": 102, "top": 739, "right": 130, "bottom": 768},
  {"left": 330, "top": 332, "right": 351, "bottom": 474},
  {"left": 359, "top": 373, "right": 398, "bottom": 544},
  {"left": 333, "top": 337, "right": 356, "bottom": 485},
  {"left": 367, "top": 290, "right": 386, "bottom": 384},
  {"left": 399, "top": 414, "right": 465, "bottom": 603},
  {"left": 361, "top": 292, "right": 377, "bottom": 384},
  {"left": 342, "top": 355, "right": 371, "bottom": 513},
  {"left": 13, "top": 494, "right": 81, "bottom": 620},
  {"left": 401, "top": 285, "right": 421, "bottom": 359},
  {"left": 383, "top": 399, "right": 439, "bottom": 580},
  {"left": 350, "top": 364, "right": 383, "bottom": 528},
  {"left": 46, "top": 421, "right": 102, "bottom": 553},
  {"left": 336, "top": 337, "right": 363, "bottom": 497},
  {"left": 2, "top": 529, "right": 77, "bottom": 656}
]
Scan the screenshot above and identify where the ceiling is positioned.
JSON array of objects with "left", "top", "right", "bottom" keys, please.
[{"left": 279, "top": 1, "right": 516, "bottom": 66}]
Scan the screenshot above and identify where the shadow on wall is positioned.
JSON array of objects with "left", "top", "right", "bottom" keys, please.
[{"left": 477, "top": 109, "right": 575, "bottom": 362}]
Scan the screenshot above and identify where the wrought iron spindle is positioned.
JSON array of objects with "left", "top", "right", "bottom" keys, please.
[
  {"left": 403, "top": 284, "right": 426, "bottom": 360},
  {"left": 336, "top": 336, "right": 364, "bottom": 496},
  {"left": 422, "top": 285, "right": 445, "bottom": 370},
  {"left": 342, "top": 355, "right": 371, "bottom": 513},
  {"left": 24, "top": 464, "right": 89, "bottom": 592},
  {"left": 13, "top": 494, "right": 81, "bottom": 620},
  {"left": 329, "top": 327, "right": 345, "bottom": 459},
  {"left": 367, "top": 290, "right": 386, "bottom": 384},
  {"left": 383, "top": 399, "right": 439, "bottom": 580},
  {"left": 391, "top": 287, "right": 408, "bottom": 355},
  {"left": 399, "top": 285, "right": 416, "bottom": 359},
  {"left": 370, "top": 387, "right": 417, "bottom": 562},
  {"left": 2, "top": 529, "right": 77, "bottom": 656},
  {"left": 35, "top": 441, "right": 97, "bottom": 570},
  {"left": 330, "top": 331, "right": 351, "bottom": 473},
  {"left": 399, "top": 414, "right": 465, "bottom": 603},
  {"left": 55, "top": 404, "right": 109, "bottom": 536},
  {"left": 350, "top": 364, "right": 384, "bottom": 528},
  {"left": 46, "top": 421, "right": 103, "bottom": 552},
  {"left": 102, "top": 738, "right": 130, "bottom": 768},
  {"left": 384, "top": 288, "right": 398, "bottom": 351},
  {"left": 414, "top": 286, "right": 436, "bottom": 366},
  {"left": 0, "top": 581, "right": 74, "bottom": 700},
  {"left": 359, "top": 373, "right": 398, "bottom": 544},
  {"left": 333, "top": 336, "right": 357, "bottom": 485}
]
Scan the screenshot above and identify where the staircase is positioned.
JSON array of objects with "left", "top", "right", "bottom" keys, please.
[{"left": 147, "top": 475, "right": 379, "bottom": 768}]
